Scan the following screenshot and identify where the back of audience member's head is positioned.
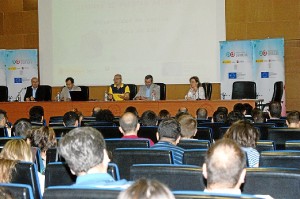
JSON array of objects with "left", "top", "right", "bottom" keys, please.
[
  {"left": 0, "top": 109, "right": 8, "bottom": 127},
  {"left": 175, "top": 111, "right": 190, "bottom": 120},
  {"left": 251, "top": 108, "right": 265, "bottom": 123},
  {"left": 95, "top": 109, "right": 114, "bottom": 123},
  {"left": 223, "top": 120, "right": 259, "bottom": 148},
  {"left": 243, "top": 103, "right": 253, "bottom": 115},
  {"left": 124, "top": 106, "right": 139, "bottom": 117},
  {"left": 286, "top": 111, "right": 300, "bottom": 128},
  {"left": 91, "top": 106, "right": 101, "bottom": 117},
  {"left": 140, "top": 110, "right": 158, "bottom": 126},
  {"left": 269, "top": 101, "right": 282, "bottom": 119},
  {"left": 158, "top": 109, "right": 171, "bottom": 120},
  {"left": 63, "top": 111, "right": 79, "bottom": 127},
  {"left": 27, "top": 126, "right": 57, "bottom": 153},
  {"left": 118, "top": 178, "right": 175, "bottom": 199},
  {"left": 72, "top": 108, "right": 84, "bottom": 125},
  {"left": 58, "top": 127, "right": 108, "bottom": 175},
  {"left": 217, "top": 107, "right": 228, "bottom": 115},
  {"left": 233, "top": 103, "right": 246, "bottom": 115},
  {"left": 158, "top": 119, "right": 181, "bottom": 142},
  {"left": 203, "top": 138, "right": 246, "bottom": 190},
  {"left": 213, "top": 110, "right": 227, "bottom": 123},
  {"left": 0, "top": 139, "right": 32, "bottom": 162},
  {"left": 178, "top": 115, "right": 197, "bottom": 139},
  {"left": 119, "top": 112, "right": 139, "bottom": 134},
  {"left": 196, "top": 108, "right": 208, "bottom": 119},
  {"left": 178, "top": 107, "right": 188, "bottom": 114},
  {"left": 226, "top": 111, "right": 245, "bottom": 126},
  {"left": 12, "top": 118, "right": 32, "bottom": 137},
  {"left": 0, "top": 159, "right": 18, "bottom": 183},
  {"left": 29, "top": 106, "right": 44, "bottom": 123}
]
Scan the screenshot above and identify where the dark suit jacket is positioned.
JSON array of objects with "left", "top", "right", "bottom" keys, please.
[{"left": 24, "top": 86, "right": 45, "bottom": 101}]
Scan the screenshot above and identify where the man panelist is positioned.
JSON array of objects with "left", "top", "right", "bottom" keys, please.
[
  {"left": 60, "top": 77, "right": 81, "bottom": 101},
  {"left": 24, "top": 77, "right": 45, "bottom": 101},
  {"left": 108, "top": 74, "right": 130, "bottom": 101},
  {"left": 134, "top": 75, "right": 160, "bottom": 101}
]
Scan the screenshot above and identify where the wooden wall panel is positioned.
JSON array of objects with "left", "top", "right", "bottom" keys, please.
[
  {"left": 24, "top": 33, "right": 38, "bottom": 48},
  {"left": 0, "top": 35, "right": 24, "bottom": 49},
  {"left": 23, "top": 11, "right": 38, "bottom": 34},
  {"left": 0, "top": 0, "right": 23, "bottom": 13},
  {"left": 23, "top": 0, "right": 38, "bottom": 11},
  {"left": 3, "top": 12, "right": 23, "bottom": 34}
]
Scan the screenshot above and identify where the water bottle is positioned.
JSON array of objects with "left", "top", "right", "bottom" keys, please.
[
  {"left": 151, "top": 91, "right": 156, "bottom": 101},
  {"left": 104, "top": 91, "right": 108, "bottom": 101},
  {"left": 56, "top": 92, "right": 61, "bottom": 102},
  {"left": 16, "top": 94, "right": 21, "bottom": 102}
]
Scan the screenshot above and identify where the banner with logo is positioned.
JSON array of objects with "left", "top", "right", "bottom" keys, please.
[
  {"left": 220, "top": 40, "right": 254, "bottom": 100},
  {"left": 254, "top": 38, "right": 285, "bottom": 114},
  {"left": 0, "top": 50, "right": 6, "bottom": 86},
  {"left": 5, "top": 49, "right": 38, "bottom": 101}
]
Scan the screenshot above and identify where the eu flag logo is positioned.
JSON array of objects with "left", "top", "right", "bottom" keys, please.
[
  {"left": 228, "top": 73, "right": 237, "bottom": 79},
  {"left": 261, "top": 72, "right": 269, "bottom": 78},
  {"left": 14, "top": 78, "right": 22, "bottom": 83}
]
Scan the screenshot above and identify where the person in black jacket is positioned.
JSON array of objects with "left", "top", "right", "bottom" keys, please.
[{"left": 24, "top": 77, "right": 45, "bottom": 101}]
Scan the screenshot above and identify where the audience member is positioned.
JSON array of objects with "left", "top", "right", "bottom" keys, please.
[
  {"left": 268, "top": 101, "right": 282, "bottom": 119},
  {"left": 196, "top": 108, "right": 208, "bottom": 120},
  {"left": 286, "top": 111, "right": 300, "bottom": 128},
  {"left": 91, "top": 106, "right": 101, "bottom": 117},
  {"left": 60, "top": 77, "right": 81, "bottom": 101},
  {"left": 118, "top": 179, "right": 175, "bottom": 199},
  {"left": 252, "top": 108, "right": 265, "bottom": 123},
  {"left": 0, "top": 159, "right": 18, "bottom": 183},
  {"left": 12, "top": 118, "right": 32, "bottom": 137},
  {"left": 0, "top": 109, "right": 11, "bottom": 136},
  {"left": 216, "top": 106, "right": 228, "bottom": 115},
  {"left": 72, "top": 108, "right": 84, "bottom": 126},
  {"left": 233, "top": 103, "right": 246, "bottom": 115},
  {"left": 223, "top": 120, "right": 259, "bottom": 167},
  {"left": 58, "top": 127, "right": 130, "bottom": 187},
  {"left": 151, "top": 119, "right": 184, "bottom": 164},
  {"left": 108, "top": 74, "right": 130, "bottom": 101},
  {"left": 140, "top": 110, "right": 158, "bottom": 126},
  {"left": 185, "top": 76, "right": 205, "bottom": 100},
  {"left": 243, "top": 103, "right": 253, "bottom": 116},
  {"left": 178, "top": 115, "right": 197, "bottom": 139},
  {"left": 158, "top": 109, "right": 171, "bottom": 120},
  {"left": 178, "top": 107, "right": 188, "bottom": 114},
  {"left": 212, "top": 110, "right": 227, "bottom": 123},
  {"left": 202, "top": 139, "right": 246, "bottom": 194},
  {"left": 29, "top": 106, "right": 45, "bottom": 124},
  {"left": 24, "top": 77, "right": 46, "bottom": 101},
  {"left": 226, "top": 111, "right": 244, "bottom": 126},
  {"left": 134, "top": 75, "right": 160, "bottom": 100},
  {"left": 63, "top": 111, "right": 79, "bottom": 127},
  {"left": 124, "top": 106, "right": 139, "bottom": 117},
  {"left": 95, "top": 109, "right": 115, "bottom": 123},
  {"left": 119, "top": 112, "right": 154, "bottom": 146}
]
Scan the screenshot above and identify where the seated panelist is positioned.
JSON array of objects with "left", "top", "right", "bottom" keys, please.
[
  {"left": 185, "top": 76, "right": 205, "bottom": 100},
  {"left": 134, "top": 75, "right": 160, "bottom": 101},
  {"left": 24, "top": 77, "right": 45, "bottom": 101},
  {"left": 108, "top": 74, "right": 130, "bottom": 101},
  {"left": 60, "top": 77, "right": 81, "bottom": 101}
]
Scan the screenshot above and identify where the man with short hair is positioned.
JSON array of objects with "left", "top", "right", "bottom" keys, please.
[
  {"left": 63, "top": 111, "right": 79, "bottom": 127},
  {"left": 196, "top": 108, "right": 208, "bottom": 120},
  {"left": 91, "top": 107, "right": 101, "bottom": 117},
  {"left": 0, "top": 109, "right": 11, "bottom": 136},
  {"left": 140, "top": 110, "right": 158, "bottom": 126},
  {"left": 178, "top": 115, "right": 197, "bottom": 139},
  {"left": 286, "top": 111, "right": 300, "bottom": 128},
  {"left": 60, "top": 77, "right": 81, "bottom": 101},
  {"left": 134, "top": 75, "right": 160, "bottom": 100},
  {"left": 29, "top": 106, "right": 44, "bottom": 124},
  {"left": 151, "top": 118, "right": 184, "bottom": 164},
  {"left": 58, "top": 127, "right": 129, "bottom": 187},
  {"left": 12, "top": 118, "right": 32, "bottom": 137},
  {"left": 202, "top": 138, "right": 246, "bottom": 194},
  {"left": 108, "top": 74, "right": 130, "bottom": 101},
  {"left": 119, "top": 112, "right": 154, "bottom": 146},
  {"left": 268, "top": 101, "right": 282, "bottom": 119},
  {"left": 24, "top": 77, "right": 46, "bottom": 101}
]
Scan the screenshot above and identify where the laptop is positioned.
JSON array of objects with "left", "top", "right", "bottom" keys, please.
[{"left": 69, "top": 91, "right": 86, "bottom": 101}]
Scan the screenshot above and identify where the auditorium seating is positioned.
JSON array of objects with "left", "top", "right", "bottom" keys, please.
[
  {"left": 173, "top": 191, "right": 261, "bottom": 199},
  {"left": 46, "top": 147, "right": 65, "bottom": 164},
  {"left": 266, "top": 119, "right": 287, "bottom": 127},
  {"left": 231, "top": 81, "right": 256, "bottom": 100},
  {"left": 258, "top": 81, "right": 284, "bottom": 110},
  {"left": 93, "top": 126, "right": 123, "bottom": 138},
  {"left": 127, "top": 84, "right": 137, "bottom": 100},
  {"left": 105, "top": 139, "right": 150, "bottom": 154},
  {"left": 193, "top": 127, "right": 213, "bottom": 143},
  {"left": 253, "top": 123, "right": 275, "bottom": 140},
  {"left": 0, "top": 183, "right": 34, "bottom": 199},
  {"left": 0, "top": 127, "right": 7, "bottom": 137},
  {"left": 182, "top": 149, "right": 207, "bottom": 166},
  {"left": 267, "top": 127, "right": 300, "bottom": 149},
  {"left": 39, "top": 85, "right": 52, "bottom": 101},
  {"left": 154, "top": 82, "right": 166, "bottom": 100},
  {"left": 0, "top": 86, "right": 8, "bottom": 102},
  {"left": 130, "top": 164, "right": 205, "bottom": 191},
  {"left": 198, "top": 122, "right": 228, "bottom": 141},
  {"left": 112, "top": 148, "right": 173, "bottom": 180},
  {"left": 52, "top": 127, "right": 75, "bottom": 137},
  {"left": 259, "top": 150, "right": 300, "bottom": 169},
  {"left": 178, "top": 139, "right": 210, "bottom": 150},
  {"left": 285, "top": 140, "right": 300, "bottom": 150},
  {"left": 137, "top": 126, "right": 158, "bottom": 143},
  {"left": 256, "top": 140, "right": 275, "bottom": 153},
  {"left": 0, "top": 137, "right": 22, "bottom": 146}
]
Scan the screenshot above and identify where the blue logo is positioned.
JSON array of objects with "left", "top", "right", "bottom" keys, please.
[
  {"left": 228, "top": 73, "right": 237, "bottom": 79},
  {"left": 14, "top": 78, "right": 22, "bottom": 83},
  {"left": 261, "top": 72, "right": 269, "bottom": 78}
]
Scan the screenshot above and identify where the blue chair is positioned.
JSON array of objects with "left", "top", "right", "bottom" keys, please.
[
  {"left": 183, "top": 149, "right": 208, "bottom": 166},
  {"left": 193, "top": 127, "right": 213, "bottom": 143},
  {"left": 178, "top": 139, "right": 210, "bottom": 150},
  {"left": 285, "top": 140, "right": 300, "bottom": 150},
  {"left": 173, "top": 191, "right": 262, "bottom": 199},
  {"left": 259, "top": 150, "right": 300, "bottom": 169},
  {"left": 256, "top": 140, "right": 275, "bottom": 153},
  {"left": 0, "top": 183, "right": 34, "bottom": 199}
]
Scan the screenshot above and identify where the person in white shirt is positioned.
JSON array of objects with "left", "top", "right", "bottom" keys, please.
[
  {"left": 185, "top": 76, "right": 205, "bottom": 100},
  {"left": 60, "top": 77, "right": 81, "bottom": 101}
]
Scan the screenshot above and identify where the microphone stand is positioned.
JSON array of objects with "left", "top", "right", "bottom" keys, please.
[{"left": 15, "top": 87, "right": 27, "bottom": 102}]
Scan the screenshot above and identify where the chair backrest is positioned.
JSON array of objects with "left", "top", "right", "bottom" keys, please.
[
  {"left": 260, "top": 150, "right": 300, "bottom": 169},
  {"left": 52, "top": 127, "right": 75, "bottom": 137},
  {"left": 173, "top": 191, "right": 262, "bottom": 199},
  {"left": 49, "top": 116, "right": 64, "bottom": 123},
  {"left": 232, "top": 81, "right": 256, "bottom": 99},
  {"left": 256, "top": 140, "right": 275, "bottom": 153},
  {"left": 0, "top": 127, "right": 7, "bottom": 137},
  {"left": 193, "top": 127, "right": 213, "bottom": 143},
  {"left": 11, "top": 161, "right": 42, "bottom": 199},
  {"left": 154, "top": 83, "right": 166, "bottom": 100},
  {"left": 243, "top": 167, "right": 300, "bottom": 199},
  {"left": 0, "top": 183, "right": 34, "bottom": 199},
  {"left": 78, "top": 86, "right": 89, "bottom": 101},
  {"left": 267, "top": 127, "right": 300, "bottom": 149},
  {"left": 266, "top": 119, "right": 286, "bottom": 127},
  {"left": 127, "top": 84, "right": 137, "bottom": 100},
  {"left": 43, "top": 186, "right": 122, "bottom": 199},
  {"left": 271, "top": 81, "right": 284, "bottom": 102},
  {"left": 137, "top": 126, "right": 158, "bottom": 143},
  {"left": 253, "top": 123, "right": 275, "bottom": 140},
  {"left": 285, "top": 140, "right": 300, "bottom": 150},
  {"left": 39, "top": 85, "right": 52, "bottom": 101},
  {"left": 0, "top": 86, "right": 8, "bottom": 102},
  {"left": 45, "top": 162, "right": 120, "bottom": 188},
  {"left": 93, "top": 126, "right": 123, "bottom": 139},
  {"left": 182, "top": 149, "right": 208, "bottom": 166},
  {"left": 201, "top": 82, "right": 212, "bottom": 100},
  {"left": 0, "top": 137, "right": 22, "bottom": 146},
  {"left": 105, "top": 139, "right": 150, "bottom": 154},
  {"left": 130, "top": 164, "right": 205, "bottom": 191},
  {"left": 46, "top": 147, "right": 65, "bottom": 164},
  {"left": 112, "top": 148, "right": 173, "bottom": 180},
  {"left": 178, "top": 139, "right": 210, "bottom": 150},
  {"left": 83, "top": 121, "right": 115, "bottom": 126},
  {"left": 199, "top": 122, "right": 228, "bottom": 141}
]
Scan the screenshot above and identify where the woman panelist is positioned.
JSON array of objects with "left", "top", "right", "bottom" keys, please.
[{"left": 185, "top": 76, "right": 205, "bottom": 100}]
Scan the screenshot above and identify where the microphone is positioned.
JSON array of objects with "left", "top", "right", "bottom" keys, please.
[{"left": 15, "top": 87, "right": 27, "bottom": 102}]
